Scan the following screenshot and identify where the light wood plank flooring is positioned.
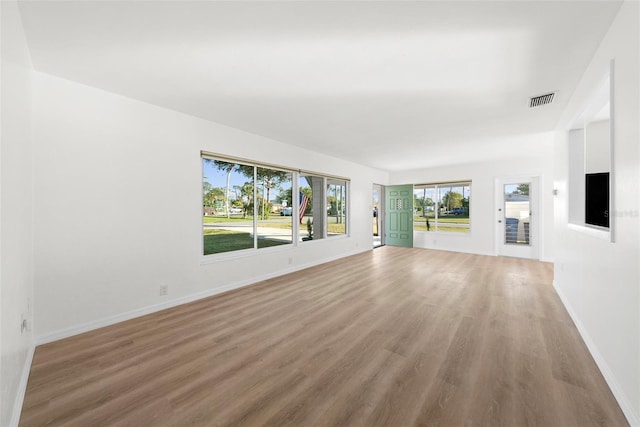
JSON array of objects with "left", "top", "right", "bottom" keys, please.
[{"left": 20, "top": 247, "right": 628, "bottom": 426}]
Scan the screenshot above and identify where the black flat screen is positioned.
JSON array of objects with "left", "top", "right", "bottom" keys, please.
[{"left": 585, "top": 172, "right": 609, "bottom": 228}]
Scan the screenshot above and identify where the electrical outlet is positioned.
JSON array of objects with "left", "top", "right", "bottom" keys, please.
[{"left": 159, "top": 285, "right": 168, "bottom": 296}]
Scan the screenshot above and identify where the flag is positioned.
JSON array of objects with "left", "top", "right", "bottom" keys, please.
[{"left": 299, "top": 192, "right": 310, "bottom": 224}]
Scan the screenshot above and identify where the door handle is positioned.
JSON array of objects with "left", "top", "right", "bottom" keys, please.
[{"left": 498, "top": 220, "right": 502, "bottom": 223}]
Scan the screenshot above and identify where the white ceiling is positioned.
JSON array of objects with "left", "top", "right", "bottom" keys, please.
[{"left": 18, "top": 1, "right": 622, "bottom": 171}]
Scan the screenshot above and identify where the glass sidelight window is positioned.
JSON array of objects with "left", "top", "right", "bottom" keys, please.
[
  {"left": 327, "top": 179, "right": 347, "bottom": 237},
  {"left": 504, "top": 183, "right": 530, "bottom": 245}
]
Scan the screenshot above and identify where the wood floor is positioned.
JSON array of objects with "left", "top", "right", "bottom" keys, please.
[{"left": 20, "top": 247, "right": 628, "bottom": 426}]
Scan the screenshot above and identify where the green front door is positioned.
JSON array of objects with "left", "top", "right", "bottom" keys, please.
[{"left": 385, "top": 185, "right": 413, "bottom": 247}]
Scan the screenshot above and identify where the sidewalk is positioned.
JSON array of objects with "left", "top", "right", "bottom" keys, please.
[{"left": 204, "top": 223, "right": 305, "bottom": 242}]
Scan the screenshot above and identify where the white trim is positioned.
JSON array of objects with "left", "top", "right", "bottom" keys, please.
[
  {"left": 444, "top": 248, "right": 495, "bottom": 257},
  {"left": 36, "top": 247, "right": 366, "bottom": 345},
  {"left": 200, "top": 150, "right": 349, "bottom": 182},
  {"left": 553, "top": 281, "right": 639, "bottom": 427},
  {"left": 494, "top": 175, "right": 541, "bottom": 260},
  {"left": 410, "top": 242, "right": 495, "bottom": 257},
  {"left": 566, "top": 61, "right": 614, "bottom": 243},
  {"left": 10, "top": 343, "right": 35, "bottom": 427},
  {"left": 567, "top": 222, "right": 611, "bottom": 241},
  {"left": 201, "top": 235, "right": 303, "bottom": 264}
]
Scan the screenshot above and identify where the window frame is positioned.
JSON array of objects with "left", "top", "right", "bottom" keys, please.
[
  {"left": 413, "top": 181, "right": 472, "bottom": 234},
  {"left": 201, "top": 152, "right": 350, "bottom": 260},
  {"left": 326, "top": 178, "right": 348, "bottom": 238}
]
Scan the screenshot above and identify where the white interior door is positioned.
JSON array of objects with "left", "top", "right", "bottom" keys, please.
[{"left": 496, "top": 177, "right": 539, "bottom": 259}]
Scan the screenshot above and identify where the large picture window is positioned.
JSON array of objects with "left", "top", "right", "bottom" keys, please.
[
  {"left": 203, "top": 154, "right": 349, "bottom": 255},
  {"left": 413, "top": 182, "right": 471, "bottom": 233}
]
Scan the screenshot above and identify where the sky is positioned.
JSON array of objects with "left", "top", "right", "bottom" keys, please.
[{"left": 202, "top": 160, "right": 250, "bottom": 189}]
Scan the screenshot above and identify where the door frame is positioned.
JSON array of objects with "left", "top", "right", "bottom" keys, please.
[
  {"left": 494, "top": 176, "right": 540, "bottom": 259},
  {"left": 373, "top": 184, "right": 385, "bottom": 248}
]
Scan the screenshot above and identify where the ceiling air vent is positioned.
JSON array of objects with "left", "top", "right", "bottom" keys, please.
[{"left": 529, "top": 92, "right": 556, "bottom": 108}]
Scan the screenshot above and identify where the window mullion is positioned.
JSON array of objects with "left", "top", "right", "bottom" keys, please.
[
  {"left": 435, "top": 185, "right": 439, "bottom": 231},
  {"left": 253, "top": 166, "right": 257, "bottom": 249},
  {"left": 323, "top": 177, "right": 327, "bottom": 239},
  {"left": 293, "top": 171, "right": 299, "bottom": 246}
]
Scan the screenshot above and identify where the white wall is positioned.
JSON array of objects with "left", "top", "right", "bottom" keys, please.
[
  {"left": 568, "top": 128, "right": 586, "bottom": 224},
  {"left": 585, "top": 119, "right": 611, "bottom": 174},
  {"left": 7, "top": 2, "right": 637, "bottom": 424},
  {"left": 0, "top": 2, "right": 35, "bottom": 425},
  {"left": 389, "top": 146, "right": 555, "bottom": 261},
  {"left": 554, "top": 1, "right": 639, "bottom": 424},
  {"left": 32, "top": 72, "right": 388, "bottom": 341}
]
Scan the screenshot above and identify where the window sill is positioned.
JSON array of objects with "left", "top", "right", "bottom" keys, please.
[
  {"left": 567, "top": 222, "right": 612, "bottom": 242},
  {"left": 200, "top": 234, "right": 350, "bottom": 265},
  {"left": 200, "top": 242, "right": 294, "bottom": 264}
]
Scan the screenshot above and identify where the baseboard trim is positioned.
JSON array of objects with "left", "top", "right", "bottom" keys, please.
[
  {"left": 10, "top": 343, "right": 35, "bottom": 427},
  {"left": 553, "top": 280, "right": 640, "bottom": 427},
  {"left": 35, "top": 248, "right": 366, "bottom": 346},
  {"left": 412, "top": 245, "right": 495, "bottom": 257}
]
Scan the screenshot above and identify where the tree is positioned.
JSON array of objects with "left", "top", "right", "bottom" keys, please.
[
  {"left": 441, "top": 191, "right": 463, "bottom": 211},
  {"left": 203, "top": 160, "right": 289, "bottom": 219},
  {"left": 415, "top": 189, "right": 435, "bottom": 217},
  {"left": 461, "top": 197, "right": 469, "bottom": 210},
  {"left": 327, "top": 184, "right": 345, "bottom": 223},
  {"left": 203, "top": 185, "right": 225, "bottom": 209},
  {"left": 414, "top": 193, "right": 424, "bottom": 216},
  {"left": 202, "top": 181, "right": 225, "bottom": 211},
  {"left": 257, "top": 169, "right": 288, "bottom": 220},
  {"left": 514, "top": 183, "right": 530, "bottom": 195},
  {"left": 278, "top": 188, "right": 293, "bottom": 207},
  {"left": 203, "top": 181, "right": 213, "bottom": 207},
  {"left": 235, "top": 182, "right": 254, "bottom": 218},
  {"left": 327, "top": 195, "right": 337, "bottom": 215},
  {"left": 204, "top": 159, "right": 239, "bottom": 219}
]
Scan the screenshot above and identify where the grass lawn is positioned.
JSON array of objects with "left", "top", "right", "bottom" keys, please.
[
  {"left": 203, "top": 215, "right": 254, "bottom": 224},
  {"left": 257, "top": 221, "right": 293, "bottom": 229},
  {"left": 204, "top": 216, "right": 293, "bottom": 226},
  {"left": 328, "top": 223, "right": 346, "bottom": 234},
  {"left": 414, "top": 225, "right": 469, "bottom": 233},
  {"left": 203, "top": 229, "right": 289, "bottom": 255},
  {"left": 413, "top": 215, "right": 470, "bottom": 233},
  {"left": 414, "top": 215, "right": 469, "bottom": 224}
]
